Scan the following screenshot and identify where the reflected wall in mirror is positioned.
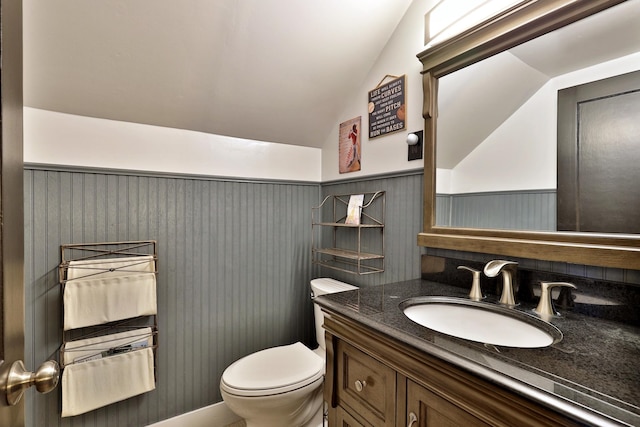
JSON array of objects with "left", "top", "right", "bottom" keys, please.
[
  {"left": 417, "top": 0, "right": 640, "bottom": 269},
  {"left": 434, "top": 0, "right": 640, "bottom": 232}
]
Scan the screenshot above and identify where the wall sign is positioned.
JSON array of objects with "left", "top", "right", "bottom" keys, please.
[{"left": 368, "top": 75, "right": 406, "bottom": 139}]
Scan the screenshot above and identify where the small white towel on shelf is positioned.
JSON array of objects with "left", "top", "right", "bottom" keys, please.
[
  {"left": 61, "top": 346, "right": 155, "bottom": 417},
  {"left": 63, "top": 273, "right": 157, "bottom": 330},
  {"left": 61, "top": 327, "right": 154, "bottom": 366},
  {"left": 66, "top": 255, "right": 155, "bottom": 281}
]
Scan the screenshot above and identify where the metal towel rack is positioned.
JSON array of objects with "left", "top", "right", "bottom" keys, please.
[{"left": 58, "top": 240, "right": 159, "bottom": 372}]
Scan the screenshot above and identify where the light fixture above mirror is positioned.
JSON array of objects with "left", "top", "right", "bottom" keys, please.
[{"left": 425, "top": 0, "right": 523, "bottom": 48}]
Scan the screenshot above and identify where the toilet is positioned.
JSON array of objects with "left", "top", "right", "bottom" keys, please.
[{"left": 220, "top": 278, "right": 358, "bottom": 427}]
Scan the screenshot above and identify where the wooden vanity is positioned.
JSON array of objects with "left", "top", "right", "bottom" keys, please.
[
  {"left": 323, "top": 310, "right": 580, "bottom": 427},
  {"left": 316, "top": 280, "right": 640, "bottom": 427}
]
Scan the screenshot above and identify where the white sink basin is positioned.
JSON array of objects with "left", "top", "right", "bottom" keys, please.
[{"left": 400, "top": 297, "right": 562, "bottom": 348}]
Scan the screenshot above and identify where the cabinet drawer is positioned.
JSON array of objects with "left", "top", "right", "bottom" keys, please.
[{"left": 336, "top": 341, "right": 396, "bottom": 427}]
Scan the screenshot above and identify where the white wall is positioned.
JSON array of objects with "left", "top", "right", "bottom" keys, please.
[
  {"left": 320, "top": 0, "right": 437, "bottom": 181},
  {"left": 24, "top": 1, "right": 434, "bottom": 183},
  {"left": 446, "top": 78, "right": 556, "bottom": 194},
  {"left": 24, "top": 108, "right": 322, "bottom": 182},
  {"left": 26, "top": 2, "right": 637, "bottom": 185}
]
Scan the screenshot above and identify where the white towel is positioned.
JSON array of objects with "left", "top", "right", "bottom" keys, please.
[
  {"left": 66, "top": 255, "right": 155, "bottom": 281},
  {"left": 63, "top": 273, "right": 157, "bottom": 330},
  {"left": 61, "top": 346, "right": 155, "bottom": 417},
  {"left": 61, "top": 327, "right": 154, "bottom": 366}
]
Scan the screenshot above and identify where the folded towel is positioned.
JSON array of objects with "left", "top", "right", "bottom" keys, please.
[
  {"left": 61, "top": 346, "right": 155, "bottom": 417},
  {"left": 63, "top": 273, "right": 157, "bottom": 330},
  {"left": 61, "top": 327, "right": 154, "bottom": 366},
  {"left": 66, "top": 255, "right": 155, "bottom": 281}
]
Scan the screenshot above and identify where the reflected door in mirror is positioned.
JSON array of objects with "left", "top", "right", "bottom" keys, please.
[{"left": 558, "top": 70, "right": 640, "bottom": 233}]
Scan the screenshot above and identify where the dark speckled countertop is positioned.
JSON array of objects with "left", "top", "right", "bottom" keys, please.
[{"left": 315, "top": 279, "right": 640, "bottom": 427}]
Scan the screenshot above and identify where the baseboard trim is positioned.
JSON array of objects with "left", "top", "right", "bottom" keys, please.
[{"left": 146, "top": 401, "right": 242, "bottom": 427}]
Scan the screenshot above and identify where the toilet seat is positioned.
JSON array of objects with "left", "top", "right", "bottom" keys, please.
[{"left": 220, "top": 342, "right": 324, "bottom": 397}]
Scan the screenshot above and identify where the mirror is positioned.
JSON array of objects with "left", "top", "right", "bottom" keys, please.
[
  {"left": 417, "top": 0, "right": 640, "bottom": 269},
  {"left": 435, "top": 1, "right": 639, "bottom": 233}
]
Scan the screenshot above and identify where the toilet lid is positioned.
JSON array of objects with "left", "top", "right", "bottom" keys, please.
[{"left": 221, "top": 342, "right": 324, "bottom": 396}]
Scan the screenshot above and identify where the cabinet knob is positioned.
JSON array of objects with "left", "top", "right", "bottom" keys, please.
[
  {"left": 354, "top": 379, "right": 367, "bottom": 392},
  {"left": 408, "top": 411, "right": 418, "bottom": 427}
]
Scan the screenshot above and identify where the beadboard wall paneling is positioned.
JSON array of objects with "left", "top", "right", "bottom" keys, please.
[
  {"left": 320, "top": 171, "right": 425, "bottom": 287},
  {"left": 436, "top": 190, "right": 556, "bottom": 230},
  {"left": 24, "top": 168, "right": 318, "bottom": 427},
  {"left": 435, "top": 194, "right": 451, "bottom": 227},
  {"left": 23, "top": 165, "right": 638, "bottom": 427}
]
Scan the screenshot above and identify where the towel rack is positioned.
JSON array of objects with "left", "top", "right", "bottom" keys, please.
[
  {"left": 59, "top": 240, "right": 158, "bottom": 369},
  {"left": 59, "top": 240, "right": 158, "bottom": 285},
  {"left": 58, "top": 240, "right": 159, "bottom": 417}
]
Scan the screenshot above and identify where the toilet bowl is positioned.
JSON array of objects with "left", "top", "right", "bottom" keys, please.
[{"left": 219, "top": 278, "right": 357, "bottom": 427}]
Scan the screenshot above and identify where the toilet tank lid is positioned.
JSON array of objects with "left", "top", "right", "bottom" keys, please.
[{"left": 310, "top": 278, "right": 358, "bottom": 296}]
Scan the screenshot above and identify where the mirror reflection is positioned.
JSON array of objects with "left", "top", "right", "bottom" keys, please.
[{"left": 435, "top": 1, "right": 640, "bottom": 232}]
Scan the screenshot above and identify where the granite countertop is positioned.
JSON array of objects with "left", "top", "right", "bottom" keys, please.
[{"left": 315, "top": 279, "right": 640, "bottom": 427}]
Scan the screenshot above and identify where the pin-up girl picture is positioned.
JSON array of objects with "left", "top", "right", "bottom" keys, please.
[{"left": 339, "top": 117, "right": 361, "bottom": 173}]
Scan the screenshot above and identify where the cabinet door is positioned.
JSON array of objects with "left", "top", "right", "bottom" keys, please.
[
  {"left": 407, "top": 380, "right": 490, "bottom": 427},
  {"left": 335, "top": 405, "right": 369, "bottom": 427},
  {"left": 336, "top": 341, "right": 396, "bottom": 427}
]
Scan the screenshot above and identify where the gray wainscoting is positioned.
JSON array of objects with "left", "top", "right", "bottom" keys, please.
[
  {"left": 24, "top": 167, "right": 319, "bottom": 426},
  {"left": 23, "top": 166, "right": 426, "bottom": 426},
  {"left": 436, "top": 189, "right": 556, "bottom": 231},
  {"left": 24, "top": 165, "right": 636, "bottom": 426}
]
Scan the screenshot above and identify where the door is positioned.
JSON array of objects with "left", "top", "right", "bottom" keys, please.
[
  {"left": 557, "top": 70, "right": 640, "bottom": 233},
  {"left": 0, "top": 0, "right": 26, "bottom": 425}
]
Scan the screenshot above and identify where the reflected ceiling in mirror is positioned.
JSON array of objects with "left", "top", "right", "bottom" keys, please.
[{"left": 435, "top": 0, "right": 640, "bottom": 232}]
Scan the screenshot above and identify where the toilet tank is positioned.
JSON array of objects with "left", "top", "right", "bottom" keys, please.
[{"left": 310, "top": 278, "right": 358, "bottom": 350}]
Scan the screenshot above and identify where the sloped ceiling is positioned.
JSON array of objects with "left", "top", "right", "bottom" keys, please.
[{"left": 23, "top": 0, "right": 414, "bottom": 148}]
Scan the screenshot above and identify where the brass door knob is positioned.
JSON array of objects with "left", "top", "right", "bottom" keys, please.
[{"left": 0, "top": 360, "right": 60, "bottom": 406}]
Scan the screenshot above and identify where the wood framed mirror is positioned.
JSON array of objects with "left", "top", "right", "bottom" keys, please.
[{"left": 417, "top": 0, "right": 640, "bottom": 269}]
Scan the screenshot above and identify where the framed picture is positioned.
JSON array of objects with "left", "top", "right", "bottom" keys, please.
[{"left": 339, "top": 117, "right": 361, "bottom": 173}]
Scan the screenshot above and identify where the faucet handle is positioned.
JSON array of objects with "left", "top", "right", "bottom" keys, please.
[
  {"left": 534, "top": 281, "right": 577, "bottom": 319},
  {"left": 457, "top": 266, "right": 484, "bottom": 301}
]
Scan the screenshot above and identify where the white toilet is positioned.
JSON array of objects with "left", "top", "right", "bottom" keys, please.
[{"left": 220, "top": 278, "right": 357, "bottom": 427}]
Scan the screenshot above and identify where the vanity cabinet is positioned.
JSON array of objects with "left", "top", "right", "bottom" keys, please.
[{"left": 323, "top": 310, "right": 582, "bottom": 427}]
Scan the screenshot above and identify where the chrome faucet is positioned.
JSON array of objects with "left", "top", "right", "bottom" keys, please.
[
  {"left": 483, "top": 260, "right": 518, "bottom": 306},
  {"left": 534, "top": 281, "right": 577, "bottom": 320}
]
